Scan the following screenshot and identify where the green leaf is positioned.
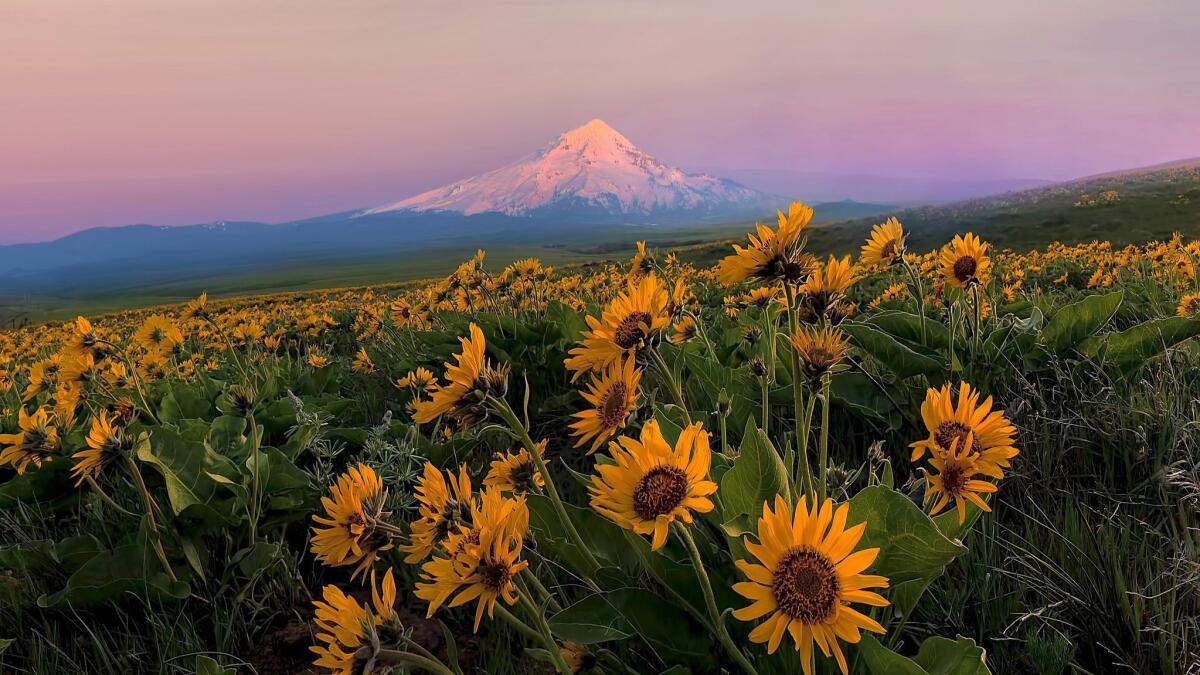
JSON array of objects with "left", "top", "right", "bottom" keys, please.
[
  {"left": 866, "top": 310, "right": 950, "bottom": 349},
  {"left": 548, "top": 593, "right": 635, "bottom": 643},
  {"left": 847, "top": 486, "right": 966, "bottom": 585},
  {"left": 857, "top": 634, "right": 930, "bottom": 674},
  {"left": 195, "top": 655, "right": 237, "bottom": 675},
  {"left": 0, "top": 638, "right": 13, "bottom": 655},
  {"left": 135, "top": 424, "right": 243, "bottom": 526},
  {"left": 721, "top": 418, "right": 791, "bottom": 520},
  {"left": 914, "top": 636, "right": 991, "bottom": 675},
  {"left": 37, "top": 539, "right": 189, "bottom": 608},
  {"left": 1041, "top": 290, "right": 1122, "bottom": 354},
  {"left": 1082, "top": 316, "right": 1200, "bottom": 373},
  {"left": 844, "top": 323, "right": 943, "bottom": 379}
]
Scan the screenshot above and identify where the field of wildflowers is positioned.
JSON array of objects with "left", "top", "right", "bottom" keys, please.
[{"left": 1, "top": 204, "right": 1198, "bottom": 674}]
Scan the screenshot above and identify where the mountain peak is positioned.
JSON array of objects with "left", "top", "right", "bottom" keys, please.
[{"left": 361, "top": 120, "right": 767, "bottom": 218}]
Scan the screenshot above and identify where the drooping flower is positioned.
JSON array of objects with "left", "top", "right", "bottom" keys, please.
[
  {"left": 310, "top": 567, "right": 397, "bottom": 675},
  {"left": 569, "top": 357, "right": 641, "bottom": 454},
  {"left": 71, "top": 412, "right": 131, "bottom": 485},
  {"left": 485, "top": 441, "right": 546, "bottom": 495},
  {"left": 402, "top": 463, "right": 474, "bottom": 563},
  {"left": 413, "top": 323, "right": 507, "bottom": 430},
  {"left": 732, "top": 496, "right": 889, "bottom": 674},
  {"left": 589, "top": 420, "right": 717, "bottom": 550},
  {"left": 310, "top": 464, "right": 394, "bottom": 580},
  {"left": 0, "top": 406, "right": 61, "bottom": 474}
]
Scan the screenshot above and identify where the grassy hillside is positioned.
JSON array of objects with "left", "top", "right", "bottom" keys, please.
[{"left": 4, "top": 160, "right": 1198, "bottom": 324}]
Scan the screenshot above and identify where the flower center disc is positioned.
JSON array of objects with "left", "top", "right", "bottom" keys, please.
[
  {"left": 935, "top": 421, "right": 982, "bottom": 455},
  {"left": 480, "top": 560, "right": 513, "bottom": 591},
  {"left": 598, "top": 382, "right": 630, "bottom": 428},
  {"left": 614, "top": 312, "right": 652, "bottom": 349},
  {"left": 772, "top": 547, "right": 841, "bottom": 624},
  {"left": 953, "top": 255, "right": 978, "bottom": 284},
  {"left": 632, "top": 466, "right": 688, "bottom": 521}
]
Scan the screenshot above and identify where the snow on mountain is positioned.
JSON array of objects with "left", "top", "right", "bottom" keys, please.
[{"left": 360, "top": 119, "right": 766, "bottom": 218}]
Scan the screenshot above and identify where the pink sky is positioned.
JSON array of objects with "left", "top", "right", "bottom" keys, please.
[{"left": 2, "top": 0, "right": 1199, "bottom": 244}]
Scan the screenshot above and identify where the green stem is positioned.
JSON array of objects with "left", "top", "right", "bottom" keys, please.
[
  {"left": 817, "top": 373, "right": 831, "bottom": 504},
  {"left": 491, "top": 397, "right": 602, "bottom": 587},
  {"left": 675, "top": 525, "right": 760, "bottom": 675},
  {"left": 376, "top": 649, "right": 456, "bottom": 675},
  {"left": 516, "top": 579, "right": 572, "bottom": 674},
  {"left": 124, "top": 455, "right": 178, "bottom": 582},
  {"left": 85, "top": 475, "right": 137, "bottom": 517},
  {"left": 649, "top": 348, "right": 691, "bottom": 424},
  {"left": 495, "top": 603, "right": 545, "bottom": 642},
  {"left": 903, "top": 258, "right": 928, "bottom": 344},
  {"left": 783, "top": 283, "right": 815, "bottom": 501},
  {"left": 760, "top": 376, "right": 770, "bottom": 434}
]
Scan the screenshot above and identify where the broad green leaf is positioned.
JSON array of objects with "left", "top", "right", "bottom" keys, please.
[
  {"left": 914, "top": 635, "right": 991, "bottom": 675},
  {"left": 1082, "top": 316, "right": 1200, "bottom": 373},
  {"left": 548, "top": 593, "right": 635, "bottom": 643},
  {"left": 135, "top": 424, "right": 243, "bottom": 526},
  {"left": 37, "top": 539, "right": 189, "bottom": 608},
  {"left": 1041, "top": 290, "right": 1122, "bottom": 354},
  {"left": 867, "top": 310, "right": 950, "bottom": 349},
  {"left": 721, "top": 418, "right": 791, "bottom": 520},
  {"left": 857, "top": 634, "right": 930, "bottom": 675},
  {"left": 844, "top": 323, "right": 943, "bottom": 379},
  {"left": 847, "top": 486, "right": 966, "bottom": 585}
]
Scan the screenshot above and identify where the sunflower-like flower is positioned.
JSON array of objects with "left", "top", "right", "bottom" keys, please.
[
  {"left": 564, "top": 275, "right": 670, "bottom": 379},
  {"left": 395, "top": 367, "right": 436, "bottom": 392},
  {"left": 799, "top": 256, "right": 859, "bottom": 317},
  {"left": 485, "top": 441, "right": 546, "bottom": 495},
  {"left": 560, "top": 642, "right": 596, "bottom": 673},
  {"left": 185, "top": 292, "right": 209, "bottom": 319},
  {"left": 859, "top": 217, "right": 906, "bottom": 267},
  {"left": 351, "top": 347, "right": 374, "bottom": 374},
  {"left": 61, "top": 316, "right": 104, "bottom": 361},
  {"left": 402, "top": 463, "right": 474, "bottom": 563},
  {"left": 629, "top": 241, "right": 654, "bottom": 277},
  {"left": 133, "top": 315, "right": 184, "bottom": 354},
  {"left": 923, "top": 433, "right": 998, "bottom": 523},
  {"left": 909, "top": 382, "right": 1019, "bottom": 478},
  {"left": 718, "top": 201, "right": 817, "bottom": 285},
  {"left": 413, "top": 323, "right": 508, "bottom": 430},
  {"left": 789, "top": 325, "right": 851, "bottom": 382},
  {"left": 589, "top": 420, "right": 717, "bottom": 550},
  {"left": 0, "top": 406, "right": 61, "bottom": 474},
  {"left": 570, "top": 357, "right": 641, "bottom": 454},
  {"left": 310, "top": 567, "right": 397, "bottom": 675},
  {"left": 310, "top": 464, "right": 395, "bottom": 580},
  {"left": 1177, "top": 291, "right": 1200, "bottom": 316},
  {"left": 939, "top": 233, "right": 991, "bottom": 289},
  {"left": 669, "top": 315, "right": 698, "bottom": 344},
  {"left": 732, "top": 496, "right": 889, "bottom": 673},
  {"left": 71, "top": 412, "right": 131, "bottom": 486},
  {"left": 415, "top": 489, "right": 530, "bottom": 631},
  {"left": 23, "top": 355, "right": 61, "bottom": 401}
]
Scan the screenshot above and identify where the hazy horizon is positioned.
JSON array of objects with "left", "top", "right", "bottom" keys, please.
[{"left": 3, "top": 0, "right": 1199, "bottom": 244}]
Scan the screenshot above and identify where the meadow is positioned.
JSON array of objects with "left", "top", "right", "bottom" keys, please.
[{"left": 0, "top": 204, "right": 1198, "bottom": 674}]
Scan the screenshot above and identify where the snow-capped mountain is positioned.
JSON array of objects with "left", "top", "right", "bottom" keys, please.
[{"left": 361, "top": 119, "right": 769, "bottom": 219}]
